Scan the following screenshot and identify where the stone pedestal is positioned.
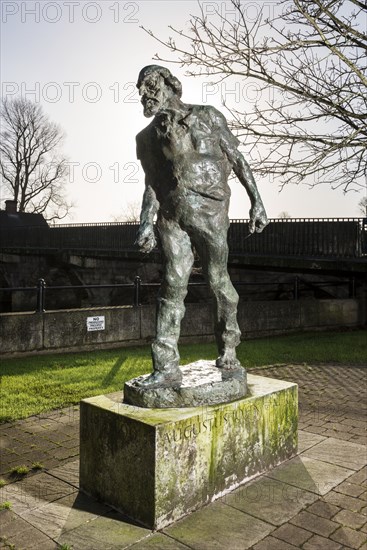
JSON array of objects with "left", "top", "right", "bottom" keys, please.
[{"left": 80, "top": 374, "right": 298, "bottom": 529}]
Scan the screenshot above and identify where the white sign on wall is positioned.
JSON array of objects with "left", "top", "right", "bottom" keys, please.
[{"left": 86, "top": 316, "right": 105, "bottom": 332}]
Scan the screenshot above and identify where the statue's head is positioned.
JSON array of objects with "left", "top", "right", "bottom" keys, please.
[{"left": 137, "top": 65, "right": 182, "bottom": 117}]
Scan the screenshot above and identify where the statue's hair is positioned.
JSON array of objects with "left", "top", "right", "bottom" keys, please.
[{"left": 137, "top": 65, "right": 182, "bottom": 98}]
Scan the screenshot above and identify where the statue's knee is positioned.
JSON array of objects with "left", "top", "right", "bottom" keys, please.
[
  {"left": 209, "top": 275, "right": 238, "bottom": 306},
  {"left": 163, "top": 274, "right": 188, "bottom": 300}
]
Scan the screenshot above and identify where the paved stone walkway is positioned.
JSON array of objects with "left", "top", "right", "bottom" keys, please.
[{"left": 0, "top": 364, "right": 366, "bottom": 549}]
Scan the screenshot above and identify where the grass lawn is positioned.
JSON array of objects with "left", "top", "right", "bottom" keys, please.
[{"left": 1, "top": 329, "right": 366, "bottom": 423}]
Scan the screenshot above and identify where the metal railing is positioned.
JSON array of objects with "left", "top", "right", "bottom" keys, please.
[
  {"left": 229, "top": 218, "right": 366, "bottom": 258},
  {"left": 1, "top": 218, "right": 366, "bottom": 259},
  {"left": 0, "top": 275, "right": 356, "bottom": 314}
]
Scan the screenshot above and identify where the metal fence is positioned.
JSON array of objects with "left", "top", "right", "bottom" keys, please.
[
  {"left": 229, "top": 218, "right": 365, "bottom": 258},
  {"left": 1, "top": 218, "right": 366, "bottom": 258},
  {"left": 0, "top": 276, "right": 356, "bottom": 314}
]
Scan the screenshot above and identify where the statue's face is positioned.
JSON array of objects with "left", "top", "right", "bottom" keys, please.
[{"left": 138, "top": 72, "right": 170, "bottom": 117}]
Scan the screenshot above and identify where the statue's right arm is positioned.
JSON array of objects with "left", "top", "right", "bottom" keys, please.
[
  {"left": 135, "top": 181, "right": 159, "bottom": 254},
  {"left": 135, "top": 133, "right": 159, "bottom": 253}
]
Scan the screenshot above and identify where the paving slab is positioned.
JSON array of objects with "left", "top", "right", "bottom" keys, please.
[
  {"left": 298, "top": 431, "right": 326, "bottom": 454},
  {"left": 335, "top": 480, "right": 366, "bottom": 498},
  {"left": 47, "top": 458, "right": 79, "bottom": 488},
  {"left": 20, "top": 490, "right": 112, "bottom": 540},
  {"left": 3, "top": 527, "right": 57, "bottom": 550},
  {"left": 303, "top": 437, "right": 367, "bottom": 470},
  {"left": 0, "top": 510, "right": 57, "bottom": 550},
  {"left": 253, "top": 536, "right": 299, "bottom": 549},
  {"left": 302, "top": 534, "right": 343, "bottom": 549},
  {"left": 57, "top": 509, "right": 151, "bottom": 550},
  {"left": 129, "top": 532, "right": 192, "bottom": 549},
  {"left": 333, "top": 509, "right": 367, "bottom": 529},
  {"left": 163, "top": 500, "right": 274, "bottom": 550},
  {"left": 0, "top": 472, "right": 77, "bottom": 515},
  {"left": 0, "top": 509, "right": 35, "bottom": 539},
  {"left": 290, "top": 510, "right": 340, "bottom": 537},
  {"left": 26, "top": 439, "right": 60, "bottom": 452},
  {"left": 265, "top": 455, "right": 354, "bottom": 495},
  {"left": 330, "top": 525, "right": 367, "bottom": 548},
  {"left": 223, "top": 475, "right": 318, "bottom": 525},
  {"left": 324, "top": 490, "right": 367, "bottom": 513},
  {"left": 305, "top": 499, "right": 341, "bottom": 519},
  {"left": 271, "top": 522, "right": 313, "bottom": 545}
]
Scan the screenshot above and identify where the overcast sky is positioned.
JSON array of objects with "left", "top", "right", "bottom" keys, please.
[{"left": 1, "top": 0, "right": 365, "bottom": 223}]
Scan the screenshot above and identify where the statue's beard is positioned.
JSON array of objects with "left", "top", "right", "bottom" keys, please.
[{"left": 142, "top": 97, "right": 160, "bottom": 117}]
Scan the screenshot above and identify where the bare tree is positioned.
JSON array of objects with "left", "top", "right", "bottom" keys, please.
[
  {"left": 111, "top": 200, "right": 141, "bottom": 222},
  {"left": 278, "top": 211, "right": 291, "bottom": 218},
  {"left": 0, "top": 97, "right": 72, "bottom": 221},
  {"left": 358, "top": 197, "right": 367, "bottom": 216},
  {"left": 145, "top": 0, "right": 367, "bottom": 193}
]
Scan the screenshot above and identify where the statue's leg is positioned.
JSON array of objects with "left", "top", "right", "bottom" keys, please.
[
  {"left": 207, "top": 238, "right": 241, "bottom": 369},
  {"left": 146, "top": 218, "right": 194, "bottom": 386},
  {"left": 191, "top": 207, "right": 241, "bottom": 369}
]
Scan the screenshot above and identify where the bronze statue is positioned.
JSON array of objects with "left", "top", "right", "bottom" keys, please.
[{"left": 135, "top": 65, "right": 268, "bottom": 388}]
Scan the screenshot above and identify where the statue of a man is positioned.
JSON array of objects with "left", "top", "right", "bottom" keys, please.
[{"left": 135, "top": 65, "right": 268, "bottom": 388}]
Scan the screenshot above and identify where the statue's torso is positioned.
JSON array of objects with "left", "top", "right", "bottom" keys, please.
[{"left": 136, "top": 105, "right": 234, "bottom": 210}]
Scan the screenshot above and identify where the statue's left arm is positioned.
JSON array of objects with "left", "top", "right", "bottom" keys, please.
[{"left": 212, "top": 109, "right": 268, "bottom": 233}]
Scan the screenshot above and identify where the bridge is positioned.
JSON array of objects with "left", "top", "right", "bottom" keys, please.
[{"left": 1, "top": 218, "right": 366, "bottom": 274}]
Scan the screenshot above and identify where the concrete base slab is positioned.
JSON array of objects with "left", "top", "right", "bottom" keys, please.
[
  {"left": 80, "top": 374, "right": 298, "bottom": 529},
  {"left": 124, "top": 360, "right": 247, "bottom": 408}
]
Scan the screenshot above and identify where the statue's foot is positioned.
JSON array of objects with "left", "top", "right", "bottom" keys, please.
[
  {"left": 136, "top": 368, "right": 182, "bottom": 389},
  {"left": 216, "top": 349, "right": 242, "bottom": 371},
  {"left": 216, "top": 351, "right": 245, "bottom": 381}
]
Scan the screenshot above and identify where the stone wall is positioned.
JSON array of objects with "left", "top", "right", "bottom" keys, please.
[{"left": 0, "top": 298, "right": 363, "bottom": 355}]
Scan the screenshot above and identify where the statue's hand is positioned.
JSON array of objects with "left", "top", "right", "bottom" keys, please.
[
  {"left": 135, "top": 223, "right": 157, "bottom": 253},
  {"left": 249, "top": 202, "right": 268, "bottom": 234}
]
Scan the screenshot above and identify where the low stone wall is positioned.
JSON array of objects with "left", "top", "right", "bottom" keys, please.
[{"left": 0, "top": 299, "right": 363, "bottom": 355}]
